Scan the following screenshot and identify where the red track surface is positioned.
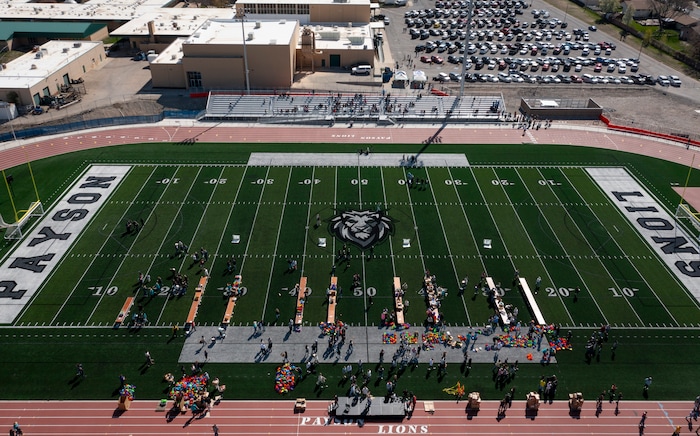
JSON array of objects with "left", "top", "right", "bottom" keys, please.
[
  {"left": 0, "top": 399, "right": 694, "bottom": 435},
  {"left": 1, "top": 124, "right": 697, "bottom": 434},
  {"left": 0, "top": 123, "right": 696, "bottom": 171}
]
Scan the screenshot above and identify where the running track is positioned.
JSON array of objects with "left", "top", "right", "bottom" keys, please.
[
  {"left": 0, "top": 399, "right": 694, "bottom": 435},
  {"left": 0, "top": 122, "right": 696, "bottom": 172},
  {"left": 0, "top": 122, "right": 697, "bottom": 435}
]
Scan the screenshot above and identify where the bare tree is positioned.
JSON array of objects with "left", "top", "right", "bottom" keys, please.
[{"left": 648, "top": 0, "right": 692, "bottom": 32}]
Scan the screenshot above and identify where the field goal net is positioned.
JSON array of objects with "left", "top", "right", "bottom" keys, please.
[
  {"left": 676, "top": 203, "right": 700, "bottom": 239},
  {"left": 3, "top": 201, "right": 44, "bottom": 240}
]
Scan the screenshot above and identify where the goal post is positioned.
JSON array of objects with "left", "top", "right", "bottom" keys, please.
[
  {"left": 675, "top": 203, "right": 700, "bottom": 237},
  {"left": 4, "top": 201, "right": 44, "bottom": 240}
]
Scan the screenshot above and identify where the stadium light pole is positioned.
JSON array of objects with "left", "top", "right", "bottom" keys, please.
[
  {"left": 458, "top": 1, "right": 474, "bottom": 100},
  {"left": 235, "top": 9, "right": 251, "bottom": 95}
]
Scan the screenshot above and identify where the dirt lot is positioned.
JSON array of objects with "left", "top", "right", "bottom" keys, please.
[{"left": 1, "top": 38, "right": 699, "bottom": 140}]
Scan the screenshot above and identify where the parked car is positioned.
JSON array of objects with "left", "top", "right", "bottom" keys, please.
[{"left": 670, "top": 75, "right": 682, "bottom": 87}]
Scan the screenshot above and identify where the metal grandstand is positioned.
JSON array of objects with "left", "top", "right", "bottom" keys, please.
[{"left": 199, "top": 91, "right": 507, "bottom": 125}]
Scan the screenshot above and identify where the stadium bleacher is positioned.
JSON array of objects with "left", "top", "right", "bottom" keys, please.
[{"left": 200, "top": 92, "right": 506, "bottom": 124}]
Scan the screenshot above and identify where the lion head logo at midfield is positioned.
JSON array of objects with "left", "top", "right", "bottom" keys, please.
[{"left": 329, "top": 210, "right": 394, "bottom": 249}]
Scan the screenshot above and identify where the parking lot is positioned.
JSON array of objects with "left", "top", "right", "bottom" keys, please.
[{"left": 379, "top": 0, "right": 685, "bottom": 87}]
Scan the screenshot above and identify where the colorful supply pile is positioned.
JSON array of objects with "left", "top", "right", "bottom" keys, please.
[
  {"left": 274, "top": 363, "right": 300, "bottom": 394},
  {"left": 382, "top": 332, "right": 397, "bottom": 344},
  {"left": 119, "top": 384, "right": 135, "bottom": 400},
  {"left": 382, "top": 331, "right": 420, "bottom": 345},
  {"left": 319, "top": 321, "right": 345, "bottom": 336},
  {"left": 168, "top": 374, "right": 209, "bottom": 405},
  {"left": 548, "top": 337, "right": 572, "bottom": 351}
]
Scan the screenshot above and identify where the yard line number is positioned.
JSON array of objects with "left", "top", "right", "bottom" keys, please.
[
  {"left": 157, "top": 178, "right": 180, "bottom": 184},
  {"left": 609, "top": 287, "right": 638, "bottom": 298},
  {"left": 289, "top": 287, "right": 312, "bottom": 297},
  {"left": 90, "top": 286, "right": 118, "bottom": 296},
  {"left": 353, "top": 286, "right": 377, "bottom": 297},
  {"left": 492, "top": 179, "right": 514, "bottom": 186},
  {"left": 546, "top": 287, "right": 574, "bottom": 297}
]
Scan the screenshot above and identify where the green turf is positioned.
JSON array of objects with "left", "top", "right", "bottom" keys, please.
[
  {"left": 0, "top": 327, "right": 698, "bottom": 401},
  {"left": 1, "top": 141, "right": 699, "bottom": 401}
]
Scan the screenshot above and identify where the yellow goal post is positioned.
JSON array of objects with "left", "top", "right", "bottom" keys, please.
[
  {"left": 676, "top": 203, "right": 700, "bottom": 236},
  {"left": 4, "top": 201, "right": 44, "bottom": 240}
]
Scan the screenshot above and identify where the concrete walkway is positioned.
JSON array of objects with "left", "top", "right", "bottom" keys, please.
[{"left": 178, "top": 324, "right": 552, "bottom": 365}]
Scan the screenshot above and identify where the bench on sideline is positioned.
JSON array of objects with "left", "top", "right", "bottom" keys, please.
[
  {"left": 114, "top": 296, "right": 135, "bottom": 327},
  {"left": 327, "top": 276, "right": 338, "bottom": 324},
  {"left": 222, "top": 275, "right": 242, "bottom": 325},
  {"left": 394, "top": 277, "right": 405, "bottom": 325},
  {"left": 486, "top": 277, "right": 509, "bottom": 325},
  {"left": 186, "top": 276, "right": 209, "bottom": 331},
  {"left": 294, "top": 277, "right": 308, "bottom": 327},
  {"left": 519, "top": 277, "right": 546, "bottom": 325}
]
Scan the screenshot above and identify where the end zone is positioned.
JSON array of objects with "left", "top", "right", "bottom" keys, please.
[{"left": 0, "top": 165, "right": 131, "bottom": 324}]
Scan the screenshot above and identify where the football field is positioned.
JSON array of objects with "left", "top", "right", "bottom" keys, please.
[{"left": 5, "top": 152, "right": 699, "bottom": 332}]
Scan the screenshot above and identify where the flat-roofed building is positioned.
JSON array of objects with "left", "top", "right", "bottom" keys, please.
[
  {"left": 235, "top": 0, "right": 371, "bottom": 25},
  {"left": 0, "top": 40, "right": 105, "bottom": 106},
  {"left": 150, "top": 19, "right": 299, "bottom": 89}
]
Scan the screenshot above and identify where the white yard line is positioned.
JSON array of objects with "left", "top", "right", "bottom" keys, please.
[
  {"left": 576, "top": 169, "right": 677, "bottom": 326},
  {"left": 425, "top": 168, "right": 471, "bottom": 326},
  {"left": 47, "top": 165, "right": 144, "bottom": 326},
  {"left": 380, "top": 168, "right": 397, "bottom": 276},
  {"left": 260, "top": 167, "right": 292, "bottom": 319},
  {"left": 492, "top": 167, "right": 576, "bottom": 325},
  {"left": 447, "top": 167, "right": 485, "bottom": 325},
  {"left": 209, "top": 166, "right": 249, "bottom": 279},
  {"left": 86, "top": 166, "right": 186, "bottom": 325},
  {"left": 299, "top": 167, "right": 317, "bottom": 276},
  {"left": 154, "top": 167, "right": 225, "bottom": 326},
  {"left": 237, "top": 167, "right": 270, "bottom": 277},
  {"left": 519, "top": 168, "right": 599, "bottom": 323},
  {"left": 402, "top": 167, "right": 428, "bottom": 282}
]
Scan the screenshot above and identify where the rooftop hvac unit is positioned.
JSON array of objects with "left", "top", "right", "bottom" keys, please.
[
  {"left": 270, "top": 39, "right": 276, "bottom": 44},
  {"left": 247, "top": 32, "right": 254, "bottom": 40},
  {"left": 35, "top": 52, "right": 43, "bottom": 59},
  {"left": 255, "top": 21, "right": 261, "bottom": 28},
  {"left": 73, "top": 42, "right": 82, "bottom": 48},
  {"left": 280, "top": 19, "right": 286, "bottom": 24},
  {"left": 31, "top": 64, "right": 37, "bottom": 69},
  {"left": 63, "top": 47, "right": 70, "bottom": 53}
]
